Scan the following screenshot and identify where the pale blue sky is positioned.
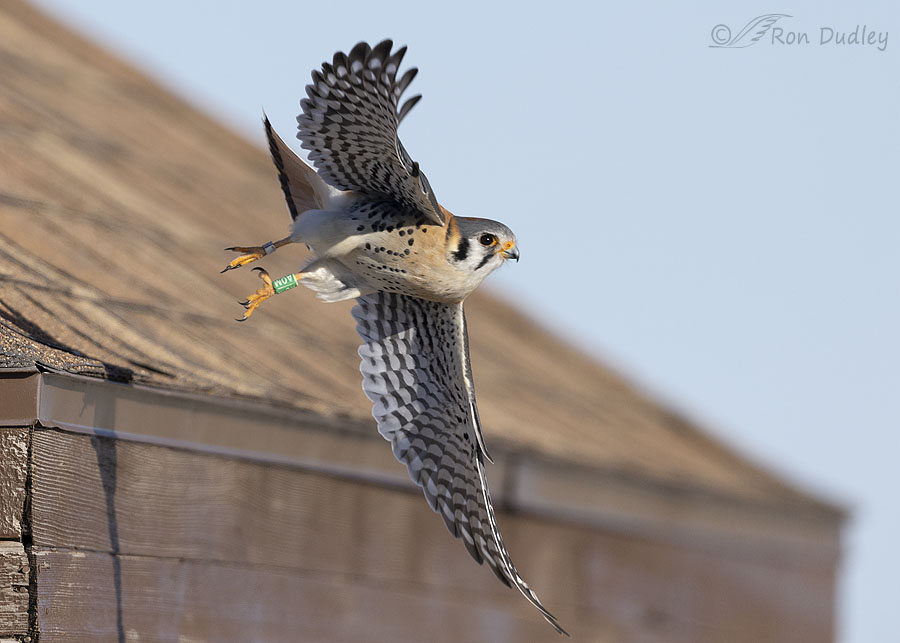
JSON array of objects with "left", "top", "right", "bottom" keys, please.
[{"left": 33, "top": 1, "right": 899, "bottom": 641}]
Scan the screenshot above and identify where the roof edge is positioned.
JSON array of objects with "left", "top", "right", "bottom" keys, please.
[{"left": 0, "top": 370, "right": 844, "bottom": 561}]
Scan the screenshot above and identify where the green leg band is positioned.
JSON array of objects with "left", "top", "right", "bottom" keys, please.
[{"left": 273, "top": 273, "right": 299, "bottom": 294}]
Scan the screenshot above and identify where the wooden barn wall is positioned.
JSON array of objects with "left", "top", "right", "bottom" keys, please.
[
  {"left": 0, "top": 425, "right": 30, "bottom": 639},
  {"left": 5, "top": 426, "right": 836, "bottom": 643}
]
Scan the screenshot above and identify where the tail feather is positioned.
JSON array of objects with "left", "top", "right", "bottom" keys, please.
[{"left": 263, "top": 114, "right": 334, "bottom": 220}]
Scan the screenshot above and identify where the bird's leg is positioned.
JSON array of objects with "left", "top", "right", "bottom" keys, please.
[
  {"left": 236, "top": 267, "right": 304, "bottom": 321},
  {"left": 221, "top": 236, "right": 293, "bottom": 273}
]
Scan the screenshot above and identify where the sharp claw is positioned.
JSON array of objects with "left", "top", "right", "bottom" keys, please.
[
  {"left": 252, "top": 267, "right": 266, "bottom": 274},
  {"left": 236, "top": 317, "right": 248, "bottom": 322},
  {"left": 221, "top": 266, "right": 233, "bottom": 274},
  {"left": 225, "top": 247, "right": 236, "bottom": 251},
  {"left": 238, "top": 300, "right": 249, "bottom": 306}
]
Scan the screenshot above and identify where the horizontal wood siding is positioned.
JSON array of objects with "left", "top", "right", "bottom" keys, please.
[
  {"left": 29, "top": 428, "right": 835, "bottom": 642},
  {"left": 0, "top": 542, "right": 28, "bottom": 637},
  {"left": 33, "top": 549, "right": 538, "bottom": 643}
]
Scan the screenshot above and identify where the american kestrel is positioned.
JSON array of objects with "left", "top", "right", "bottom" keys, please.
[{"left": 222, "top": 40, "right": 567, "bottom": 635}]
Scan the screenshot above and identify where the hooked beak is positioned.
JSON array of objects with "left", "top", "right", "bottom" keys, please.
[{"left": 501, "top": 246, "right": 520, "bottom": 262}]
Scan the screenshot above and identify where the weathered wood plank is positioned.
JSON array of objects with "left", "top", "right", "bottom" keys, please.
[
  {"left": 33, "top": 548, "right": 551, "bottom": 643},
  {"left": 29, "top": 429, "right": 529, "bottom": 596},
  {"left": 31, "top": 543, "right": 835, "bottom": 643},
  {"left": 0, "top": 428, "right": 28, "bottom": 539},
  {"left": 0, "top": 542, "right": 28, "bottom": 637},
  {"left": 28, "top": 429, "right": 836, "bottom": 642}
]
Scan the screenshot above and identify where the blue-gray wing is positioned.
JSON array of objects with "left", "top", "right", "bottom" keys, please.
[
  {"left": 351, "top": 292, "right": 567, "bottom": 635},
  {"left": 297, "top": 40, "right": 444, "bottom": 226}
]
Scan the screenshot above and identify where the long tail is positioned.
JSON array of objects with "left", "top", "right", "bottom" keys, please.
[{"left": 263, "top": 114, "right": 335, "bottom": 221}]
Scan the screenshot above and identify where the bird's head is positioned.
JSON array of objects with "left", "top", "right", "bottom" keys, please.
[{"left": 448, "top": 217, "right": 519, "bottom": 274}]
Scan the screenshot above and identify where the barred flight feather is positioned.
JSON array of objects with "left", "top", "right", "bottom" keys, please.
[
  {"left": 297, "top": 39, "right": 445, "bottom": 226},
  {"left": 351, "top": 292, "right": 569, "bottom": 636}
]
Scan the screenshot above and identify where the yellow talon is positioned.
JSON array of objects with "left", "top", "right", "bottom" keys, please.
[
  {"left": 237, "top": 268, "right": 276, "bottom": 321},
  {"left": 222, "top": 245, "right": 271, "bottom": 273}
]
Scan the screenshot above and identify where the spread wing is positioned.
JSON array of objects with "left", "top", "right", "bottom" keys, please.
[
  {"left": 297, "top": 40, "right": 445, "bottom": 226},
  {"left": 263, "top": 115, "right": 329, "bottom": 220},
  {"left": 352, "top": 292, "right": 568, "bottom": 636}
]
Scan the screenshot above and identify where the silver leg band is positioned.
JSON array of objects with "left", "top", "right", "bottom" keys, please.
[{"left": 263, "top": 242, "right": 277, "bottom": 255}]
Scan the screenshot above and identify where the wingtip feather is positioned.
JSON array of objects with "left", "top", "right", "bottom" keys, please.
[{"left": 397, "top": 94, "right": 422, "bottom": 123}]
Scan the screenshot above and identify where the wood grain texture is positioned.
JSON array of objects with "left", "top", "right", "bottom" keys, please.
[
  {"left": 32, "top": 543, "right": 835, "bottom": 643},
  {"left": 0, "top": 542, "right": 28, "bottom": 637},
  {"left": 0, "top": 428, "right": 28, "bottom": 539},
  {"left": 29, "top": 429, "right": 836, "bottom": 642},
  {"left": 29, "top": 429, "right": 522, "bottom": 598},
  {"left": 33, "top": 549, "right": 553, "bottom": 643}
]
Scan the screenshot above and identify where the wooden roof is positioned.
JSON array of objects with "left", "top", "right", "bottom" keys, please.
[{"left": 0, "top": 0, "right": 840, "bottom": 519}]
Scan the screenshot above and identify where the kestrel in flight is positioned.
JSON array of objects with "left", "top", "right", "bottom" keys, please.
[{"left": 222, "top": 40, "right": 567, "bottom": 635}]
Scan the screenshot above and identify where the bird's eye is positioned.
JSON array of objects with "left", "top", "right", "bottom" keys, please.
[{"left": 478, "top": 233, "right": 496, "bottom": 247}]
